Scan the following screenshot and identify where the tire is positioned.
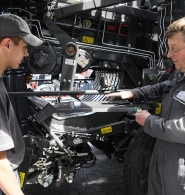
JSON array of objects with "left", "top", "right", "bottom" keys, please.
[{"left": 123, "top": 127, "right": 156, "bottom": 195}]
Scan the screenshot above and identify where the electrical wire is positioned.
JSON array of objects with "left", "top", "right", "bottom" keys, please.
[
  {"left": 158, "top": 6, "right": 168, "bottom": 69},
  {"left": 158, "top": 0, "right": 174, "bottom": 70},
  {"left": 170, "top": 0, "right": 173, "bottom": 24},
  {"left": 158, "top": 8, "right": 163, "bottom": 66},
  {"left": 162, "top": 7, "right": 167, "bottom": 52}
]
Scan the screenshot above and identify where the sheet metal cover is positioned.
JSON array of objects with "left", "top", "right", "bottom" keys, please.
[{"left": 57, "top": 101, "right": 151, "bottom": 113}]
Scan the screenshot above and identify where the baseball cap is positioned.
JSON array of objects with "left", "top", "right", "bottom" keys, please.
[{"left": 0, "top": 14, "right": 43, "bottom": 47}]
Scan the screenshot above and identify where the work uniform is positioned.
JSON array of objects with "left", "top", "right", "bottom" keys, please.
[
  {"left": 131, "top": 69, "right": 185, "bottom": 195},
  {"left": 0, "top": 78, "right": 25, "bottom": 194}
]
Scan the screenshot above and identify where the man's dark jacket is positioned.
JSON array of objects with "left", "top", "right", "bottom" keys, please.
[{"left": 130, "top": 69, "right": 185, "bottom": 195}]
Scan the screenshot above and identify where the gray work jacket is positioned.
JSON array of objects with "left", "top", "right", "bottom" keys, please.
[{"left": 130, "top": 69, "right": 185, "bottom": 144}]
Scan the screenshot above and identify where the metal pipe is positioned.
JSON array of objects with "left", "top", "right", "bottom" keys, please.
[
  {"left": 8, "top": 90, "right": 116, "bottom": 97},
  {"left": 42, "top": 122, "right": 69, "bottom": 153},
  {"left": 101, "top": 11, "right": 156, "bottom": 68}
]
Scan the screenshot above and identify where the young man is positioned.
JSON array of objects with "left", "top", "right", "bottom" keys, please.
[
  {"left": 0, "top": 14, "right": 43, "bottom": 195},
  {"left": 107, "top": 17, "right": 185, "bottom": 195}
]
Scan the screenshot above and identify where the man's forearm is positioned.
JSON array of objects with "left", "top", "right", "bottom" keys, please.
[{"left": 0, "top": 152, "right": 24, "bottom": 195}]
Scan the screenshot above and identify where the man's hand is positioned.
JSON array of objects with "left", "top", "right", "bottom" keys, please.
[
  {"left": 135, "top": 110, "right": 151, "bottom": 126},
  {"left": 106, "top": 91, "right": 133, "bottom": 99}
]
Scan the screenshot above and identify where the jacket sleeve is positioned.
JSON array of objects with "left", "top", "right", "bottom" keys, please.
[
  {"left": 130, "top": 69, "right": 180, "bottom": 102},
  {"left": 130, "top": 82, "right": 165, "bottom": 102},
  {"left": 143, "top": 115, "right": 185, "bottom": 144}
]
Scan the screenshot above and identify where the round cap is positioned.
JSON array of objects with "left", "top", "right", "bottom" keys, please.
[{"left": 0, "top": 14, "right": 43, "bottom": 47}]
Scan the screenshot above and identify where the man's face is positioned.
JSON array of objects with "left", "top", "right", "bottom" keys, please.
[
  {"left": 167, "top": 32, "right": 185, "bottom": 74},
  {"left": 8, "top": 39, "right": 29, "bottom": 69}
]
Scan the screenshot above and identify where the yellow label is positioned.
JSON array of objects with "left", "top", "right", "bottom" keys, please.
[
  {"left": 156, "top": 103, "right": 162, "bottom": 115},
  {"left": 101, "top": 126, "right": 112, "bottom": 134},
  {"left": 82, "top": 36, "right": 94, "bottom": 44},
  {"left": 20, "top": 172, "right": 26, "bottom": 188}
]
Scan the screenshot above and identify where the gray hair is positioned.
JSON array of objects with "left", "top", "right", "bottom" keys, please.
[{"left": 165, "top": 17, "right": 185, "bottom": 42}]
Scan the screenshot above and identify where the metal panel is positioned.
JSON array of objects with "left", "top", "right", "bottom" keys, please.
[
  {"left": 56, "top": 101, "right": 151, "bottom": 113},
  {"left": 55, "top": 0, "right": 132, "bottom": 18},
  {"left": 121, "top": 17, "right": 142, "bottom": 87},
  {"left": 103, "top": 5, "right": 158, "bottom": 22}
]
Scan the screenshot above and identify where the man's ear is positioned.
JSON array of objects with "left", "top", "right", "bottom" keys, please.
[{"left": 1, "top": 38, "right": 11, "bottom": 51}]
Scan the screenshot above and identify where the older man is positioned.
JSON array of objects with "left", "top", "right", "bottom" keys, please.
[{"left": 107, "top": 17, "right": 185, "bottom": 195}]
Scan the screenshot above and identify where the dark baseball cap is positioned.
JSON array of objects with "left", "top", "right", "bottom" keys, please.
[{"left": 0, "top": 14, "right": 43, "bottom": 47}]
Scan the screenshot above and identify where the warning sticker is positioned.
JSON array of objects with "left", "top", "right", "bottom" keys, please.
[
  {"left": 82, "top": 36, "right": 94, "bottom": 44},
  {"left": 20, "top": 172, "right": 25, "bottom": 188},
  {"left": 101, "top": 126, "right": 112, "bottom": 134},
  {"left": 156, "top": 103, "right": 162, "bottom": 115}
]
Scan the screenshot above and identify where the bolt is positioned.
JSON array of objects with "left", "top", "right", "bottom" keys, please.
[
  {"left": 68, "top": 179, "right": 73, "bottom": 183},
  {"left": 43, "top": 182, "right": 49, "bottom": 187}
]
